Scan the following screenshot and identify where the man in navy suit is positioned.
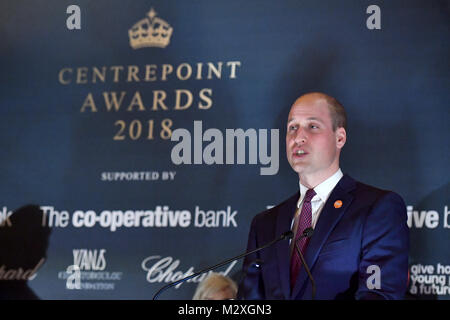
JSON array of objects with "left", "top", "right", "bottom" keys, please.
[{"left": 238, "top": 92, "right": 409, "bottom": 300}]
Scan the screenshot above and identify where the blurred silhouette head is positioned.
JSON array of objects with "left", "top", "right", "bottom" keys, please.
[
  {"left": 193, "top": 272, "right": 237, "bottom": 300},
  {"left": 0, "top": 204, "right": 51, "bottom": 274},
  {"left": 0, "top": 204, "right": 51, "bottom": 299}
]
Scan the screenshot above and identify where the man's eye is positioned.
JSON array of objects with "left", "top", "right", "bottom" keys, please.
[
  {"left": 289, "top": 125, "right": 297, "bottom": 131},
  {"left": 310, "top": 124, "right": 319, "bottom": 129}
]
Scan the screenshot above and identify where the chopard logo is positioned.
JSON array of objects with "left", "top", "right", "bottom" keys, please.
[
  {"left": 142, "top": 255, "right": 237, "bottom": 288},
  {"left": 0, "top": 258, "right": 44, "bottom": 281}
]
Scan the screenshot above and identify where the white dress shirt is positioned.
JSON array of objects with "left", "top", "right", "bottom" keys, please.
[{"left": 290, "top": 169, "right": 344, "bottom": 249}]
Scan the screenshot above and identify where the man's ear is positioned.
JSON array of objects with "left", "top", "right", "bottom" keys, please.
[{"left": 336, "top": 127, "right": 346, "bottom": 149}]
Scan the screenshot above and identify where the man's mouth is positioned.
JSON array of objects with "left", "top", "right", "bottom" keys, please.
[{"left": 293, "top": 149, "right": 307, "bottom": 157}]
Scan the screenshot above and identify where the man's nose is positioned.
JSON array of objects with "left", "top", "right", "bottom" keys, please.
[{"left": 294, "top": 129, "right": 306, "bottom": 145}]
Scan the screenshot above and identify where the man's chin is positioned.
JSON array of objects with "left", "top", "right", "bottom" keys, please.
[{"left": 290, "top": 164, "right": 309, "bottom": 175}]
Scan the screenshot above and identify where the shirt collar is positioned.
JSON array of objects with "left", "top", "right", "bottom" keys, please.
[{"left": 297, "top": 169, "right": 344, "bottom": 207}]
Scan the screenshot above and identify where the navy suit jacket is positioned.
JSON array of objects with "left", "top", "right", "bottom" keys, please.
[{"left": 238, "top": 174, "right": 409, "bottom": 300}]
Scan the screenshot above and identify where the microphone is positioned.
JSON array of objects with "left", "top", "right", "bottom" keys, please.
[
  {"left": 237, "top": 258, "right": 264, "bottom": 300},
  {"left": 293, "top": 227, "right": 316, "bottom": 299},
  {"left": 240, "top": 258, "right": 264, "bottom": 280},
  {"left": 153, "top": 230, "right": 293, "bottom": 300}
]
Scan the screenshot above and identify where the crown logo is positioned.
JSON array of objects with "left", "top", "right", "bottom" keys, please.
[{"left": 128, "top": 8, "right": 173, "bottom": 49}]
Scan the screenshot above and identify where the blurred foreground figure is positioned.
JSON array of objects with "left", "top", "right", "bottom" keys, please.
[
  {"left": 193, "top": 272, "right": 237, "bottom": 300},
  {"left": 0, "top": 205, "right": 51, "bottom": 300}
]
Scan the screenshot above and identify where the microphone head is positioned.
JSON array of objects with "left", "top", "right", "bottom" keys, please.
[
  {"left": 302, "top": 227, "right": 314, "bottom": 238},
  {"left": 281, "top": 231, "right": 294, "bottom": 240},
  {"left": 251, "top": 259, "right": 263, "bottom": 268}
]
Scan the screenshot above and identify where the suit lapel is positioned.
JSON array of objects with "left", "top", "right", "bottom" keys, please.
[
  {"left": 290, "top": 174, "right": 356, "bottom": 299},
  {"left": 274, "top": 192, "right": 299, "bottom": 300}
]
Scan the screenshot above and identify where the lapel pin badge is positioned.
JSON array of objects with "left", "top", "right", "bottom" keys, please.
[{"left": 334, "top": 200, "right": 343, "bottom": 208}]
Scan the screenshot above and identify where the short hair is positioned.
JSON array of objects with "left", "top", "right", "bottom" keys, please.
[
  {"left": 322, "top": 95, "right": 347, "bottom": 131},
  {"left": 192, "top": 272, "right": 238, "bottom": 300}
]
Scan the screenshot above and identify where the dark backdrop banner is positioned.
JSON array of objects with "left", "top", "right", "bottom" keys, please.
[{"left": 0, "top": 0, "right": 449, "bottom": 300}]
